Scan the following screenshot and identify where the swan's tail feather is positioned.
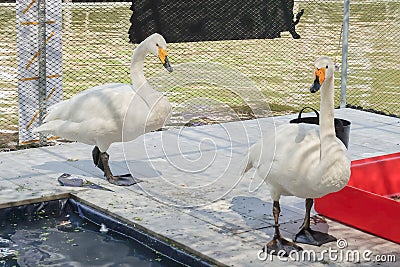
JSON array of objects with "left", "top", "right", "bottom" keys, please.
[
  {"left": 243, "top": 155, "right": 253, "bottom": 174},
  {"left": 32, "top": 121, "right": 59, "bottom": 135},
  {"left": 241, "top": 141, "right": 264, "bottom": 175},
  {"left": 241, "top": 148, "right": 254, "bottom": 175}
]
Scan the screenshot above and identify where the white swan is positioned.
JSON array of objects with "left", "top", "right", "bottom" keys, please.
[
  {"left": 243, "top": 56, "right": 351, "bottom": 254},
  {"left": 34, "top": 33, "right": 173, "bottom": 186}
]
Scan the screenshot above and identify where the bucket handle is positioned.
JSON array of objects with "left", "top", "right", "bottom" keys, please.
[
  {"left": 297, "top": 106, "right": 319, "bottom": 119},
  {"left": 298, "top": 107, "right": 346, "bottom": 133}
]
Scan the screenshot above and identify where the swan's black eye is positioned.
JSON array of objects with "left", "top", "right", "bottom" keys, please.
[
  {"left": 156, "top": 43, "right": 159, "bottom": 47},
  {"left": 326, "top": 65, "right": 328, "bottom": 69}
]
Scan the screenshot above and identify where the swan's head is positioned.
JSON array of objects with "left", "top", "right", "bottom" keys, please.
[
  {"left": 310, "top": 56, "right": 334, "bottom": 93},
  {"left": 145, "top": 33, "right": 173, "bottom": 72}
]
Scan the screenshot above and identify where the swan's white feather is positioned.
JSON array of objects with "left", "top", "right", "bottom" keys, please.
[
  {"left": 34, "top": 33, "right": 173, "bottom": 153},
  {"left": 34, "top": 82, "right": 171, "bottom": 152},
  {"left": 247, "top": 123, "right": 349, "bottom": 200}
]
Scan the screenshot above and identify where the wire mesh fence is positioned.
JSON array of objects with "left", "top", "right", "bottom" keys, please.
[
  {"left": 0, "top": 0, "right": 399, "bottom": 150},
  {"left": 346, "top": 1, "right": 400, "bottom": 116}
]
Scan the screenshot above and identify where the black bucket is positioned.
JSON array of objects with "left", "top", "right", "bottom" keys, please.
[{"left": 290, "top": 107, "right": 351, "bottom": 148}]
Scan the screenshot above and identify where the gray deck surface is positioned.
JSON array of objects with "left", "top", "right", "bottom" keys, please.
[{"left": 0, "top": 108, "right": 399, "bottom": 266}]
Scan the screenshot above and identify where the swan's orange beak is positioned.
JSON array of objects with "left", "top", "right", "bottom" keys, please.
[
  {"left": 158, "top": 47, "right": 173, "bottom": 72},
  {"left": 158, "top": 47, "right": 167, "bottom": 64},
  {"left": 315, "top": 67, "right": 326, "bottom": 85},
  {"left": 310, "top": 67, "right": 326, "bottom": 93}
]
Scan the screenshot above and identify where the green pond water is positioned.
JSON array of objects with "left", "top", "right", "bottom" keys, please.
[{"left": 0, "top": 200, "right": 186, "bottom": 267}]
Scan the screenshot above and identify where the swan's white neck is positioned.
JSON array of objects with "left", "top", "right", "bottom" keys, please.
[
  {"left": 130, "top": 42, "right": 148, "bottom": 89},
  {"left": 129, "top": 41, "right": 164, "bottom": 110},
  {"left": 319, "top": 75, "right": 336, "bottom": 157}
]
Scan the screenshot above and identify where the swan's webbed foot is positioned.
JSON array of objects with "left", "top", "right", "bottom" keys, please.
[
  {"left": 293, "top": 227, "right": 336, "bottom": 246},
  {"left": 97, "top": 150, "right": 140, "bottom": 186},
  {"left": 265, "top": 236, "right": 303, "bottom": 256},
  {"left": 294, "top": 198, "right": 336, "bottom": 246},
  {"left": 107, "top": 174, "right": 141, "bottom": 186}
]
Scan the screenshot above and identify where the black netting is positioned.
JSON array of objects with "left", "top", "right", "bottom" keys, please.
[{"left": 128, "top": 0, "right": 303, "bottom": 43}]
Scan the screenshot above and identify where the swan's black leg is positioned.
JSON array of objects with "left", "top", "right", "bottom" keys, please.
[
  {"left": 98, "top": 151, "right": 140, "bottom": 186},
  {"left": 293, "top": 198, "right": 336, "bottom": 246},
  {"left": 265, "top": 201, "right": 303, "bottom": 256},
  {"left": 92, "top": 146, "right": 104, "bottom": 172}
]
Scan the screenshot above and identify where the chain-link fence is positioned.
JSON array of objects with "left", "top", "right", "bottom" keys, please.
[
  {"left": 0, "top": 0, "right": 399, "bottom": 150},
  {"left": 346, "top": 1, "right": 400, "bottom": 116}
]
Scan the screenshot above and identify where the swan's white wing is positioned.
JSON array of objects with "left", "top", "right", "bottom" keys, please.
[
  {"left": 44, "top": 83, "right": 132, "bottom": 123},
  {"left": 34, "top": 84, "right": 136, "bottom": 147},
  {"left": 34, "top": 82, "right": 171, "bottom": 151},
  {"left": 249, "top": 123, "right": 320, "bottom": 169},
  {"left": 250, "top": 122, "right": 349, "bottom": 199},
  {"left": 247, "top": 123, "right": 324, "bottom": 198}
]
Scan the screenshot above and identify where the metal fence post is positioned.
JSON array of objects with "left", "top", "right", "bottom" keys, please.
[
  {"left": 340, "top": 0, "right": 350, "bottom": 108},
  {"left": 38, "top": 0, "right": 47, "bottom": 145}
]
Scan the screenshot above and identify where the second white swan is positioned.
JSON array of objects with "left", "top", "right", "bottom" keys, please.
[{"left": 244, "top": 56, "right": 351, "bottom": 255}]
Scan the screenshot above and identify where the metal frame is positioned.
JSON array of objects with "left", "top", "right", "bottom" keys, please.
[{"left": 340, "top": 0, "right": 350, "bottom": 108}]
